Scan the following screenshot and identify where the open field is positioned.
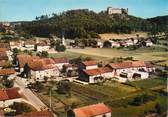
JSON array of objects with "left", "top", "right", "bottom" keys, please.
[
  {"left": 35, "top": 76, "right": 167, "bottom": 117},
  {"left": 112, "top": 95, "right": 167, "bottom": 117},
  {"left": 67, "top": 47, "right": 168, "bottom": 62},
  {"left": 124, "top": 77, "right": 167, "bottom": 89},
  {"left": 48, "top": 50, "right": 109, "bottom": 61},
  {"left": 99, "top": 32, "right": 148, "bottom": 40}
]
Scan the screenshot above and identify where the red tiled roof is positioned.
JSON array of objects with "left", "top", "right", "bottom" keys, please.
[
  {"left": 0, "top": 69, "right": 15, "bottom": 76},
  {"left": 0, "top": 48, "right": 7, "bottom": 52},
  {"left": 0, "top": 52, "right": 8, "bottom": 60},
  {"left": 64, "top": 64, "right": 77, "bottom": 68},
  {"left": 17, "top": 54, "right": 39, "bottom": 68},
  {"left": 36, "top": 40, "right": 49, "bottom": 46},
  {"left": 83, "top": 67, "right": 112, "bottom": 76},
  {"left": 0, "top": 43, "right": 10, "bottom": 49},
  {"left": 108, "top": 61, "right": 147, "bottom": 69},
  {"left": 0, "top": 109, "right": 4, "bottom": 117},
  {"left": 42, "top": 58, "right": 55, "bottom": 64},
  {"left": 0, "top": 88, "right": 21, "bottom": 101},
  {"left": 28, "top": 58, "right": 56, "bottom": 71},
  {"left": 24, "top": 40, "right": 36, "bottom": 45},
  {"left": 15, "top": 110, "right": 54, "bottom": 117},
  {"left": 52, "top": 58, "right": 68, "bottom": 64},
  {"left": 82, "top": 60, "right": 97, "bottom": 66},
  {"left": 73, "top": 103, "right": 111, "bottom": 117},
  {"left": 145, "top": 63, "right": 154, "bottom": 68}
]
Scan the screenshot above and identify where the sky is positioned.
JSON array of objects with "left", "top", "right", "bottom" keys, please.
[{"left": 0, "top": 0, "right": 168, "bottom": 21}]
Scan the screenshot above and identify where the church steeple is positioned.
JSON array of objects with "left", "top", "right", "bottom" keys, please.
[{"left": 62, "top": 31, "right": 65, "bottom": 46}]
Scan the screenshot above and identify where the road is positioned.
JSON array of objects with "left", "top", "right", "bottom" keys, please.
[{"left": 14, "top": 77, "right": 47, "bottom": 111}]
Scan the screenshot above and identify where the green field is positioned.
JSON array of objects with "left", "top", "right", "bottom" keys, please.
[
  {"left": 112, "top": 95, "right": 167, "bottom": 117},
  {"left": 67, "top": 46, "right": 168, "bottom": 62},
  {"left": 124, "top": 78, "right": 167, "bottom": 89}
]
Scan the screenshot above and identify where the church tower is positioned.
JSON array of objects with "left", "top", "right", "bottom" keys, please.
[{"left": 62, "top": 32, "right": 66, "bottom": 46}]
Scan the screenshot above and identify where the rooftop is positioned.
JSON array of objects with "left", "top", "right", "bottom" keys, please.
[
  {"left": 73, "top": 103, "right": 111, "bottom": 117},
  {"left": 81, "top": 60, "right": 97, "bottom": 66},
  {"left": 107, "top": 61, "right": 147, "bottom": 69},
  {"left": 52, "top": 58, "right": 68, "bottom": 64},
  {"left": 83, "top": 67, "right": 112, "bottom": 76},
  {"left": 0, "top": 88, "right": 21, "bottom": 101},
  {"left": 15, "top": 110, "right": 54, "bottom": 117},
  {"left": 0, "top": 69, "right": 15, "bottom": 76}
]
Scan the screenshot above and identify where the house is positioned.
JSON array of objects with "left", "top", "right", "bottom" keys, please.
[
  {"left": 106, "top": 60, "right": 155, "bottom": 81},
  {"left": 109, "top": 41, "right": 120, "bottom": 48},
  {"left": 15, "top": 110, "right": 54, "bottom": 117},
  {"left": 52, "top": 58, "right": 69, "bottom": 70},
  {"left": 0, "top": 88, "right": 21, "bottom": 107},
  {"left": 79, "top": 67, "right": 113, "bottom": 83},
  {"left": 36, "top": 40, "right": 50, "bottom": 52},
  {"left": 28, "top": 58, "right": 59, "bottom": 81},
  {"left": 9, "top": 41, "right": 22, "bottom": 50},
  {"left": 119, "top": 70, "right": 149, "bottom": 82},
  {"left": 145, "top": 40, "right": 153, "bottom": 47},
  {"left": 78, "top": 60, "right": 98, "bottom": 70},
  {"left": 0, "top": 43, "right": 10, "bottom": 50},
  {"left": 0, "top": 109, "right": 4, "bottom": 117},
  {"left": 125, "top": 39, "right": 134, "bottom": 46},
  {"left": 67, "top": 103, "right": 111, "bottom": 117},
  {"left": 0, "top": 69, "right": 15, "bottom": 78},
  {"left": 97, "top": 41, "right": 103, "bottom": 48},
  {"left": 16, "top": 54, "right": 39, "bottom": 72},
  {"left": 24, "top": 40, "right": 36, "bottom": 50},
  {"left": 0, "top": 52, "right": 8, "bottom": 61},
  {"left": 63, "top": 64, "right": 78, "bottom": 77},
  {"left": 0, "top": 60, "right": 10, "bottom": 69}
]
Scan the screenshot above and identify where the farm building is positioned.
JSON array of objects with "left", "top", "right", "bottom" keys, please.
[
  {"left": 68, "top": 103, "right": 112, "bottom": 117},
  {"left": 79, "top": 67, "right": 113, "bottom": 83},
  {"left": 78, "top": 60, "right": 98, "bottom": 70}
]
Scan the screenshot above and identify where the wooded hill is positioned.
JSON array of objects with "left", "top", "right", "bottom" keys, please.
[{"left": 15, "top": 9, "right": 168, "bottom": 39}]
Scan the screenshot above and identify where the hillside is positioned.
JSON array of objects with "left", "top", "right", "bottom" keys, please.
[
  {"left": 15, "top": 9, "right": 167, "bottom": 39},
  {"left": 147, "top": 15, "right": 168, "bottom": 32}
]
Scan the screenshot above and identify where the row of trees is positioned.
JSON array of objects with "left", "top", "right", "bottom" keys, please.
[{"left": 14, "top": 9, "right": 166, "bottom": 39}]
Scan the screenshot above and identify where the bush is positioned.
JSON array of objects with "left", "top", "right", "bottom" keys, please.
[
  {"left": 9, "top": 102, "right": 33, "bottom": 115},
  {"left": 57, "top": 80, "right": 71, "bottom": 95},
  {"left": 2, "top": 78, "right": 14, "bottom": 88},
  {"left": 103, "top": 41, "right": 111, "bottom": 48},
  {"left": 41, "top": 51, "right": 48, "bottom": 57},
  {"left": 55, "top": 44, "right": 66, "bottom": 52},
  {"left": 129, "top": 94, "right": 156, "bottom": 106}
]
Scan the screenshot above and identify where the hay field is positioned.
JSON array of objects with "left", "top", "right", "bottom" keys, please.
[
  {"left": 67, "top": 48, "right": 168, "bottom": 62},
  {"left": 99, "top": 32, "right": 148, "bottom": 40}
]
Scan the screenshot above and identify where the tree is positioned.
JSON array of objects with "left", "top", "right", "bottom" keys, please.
[
  {"left": 55, "top": 43, "right": 66, "bottom": 52},
  {"left": 2, "top": 78, "right": 14, "bottom": 88},
  {"left": 23, "top": 63, "right": 30, "bottom": 78},
  {"left": 103, "top": 41, "right": 111, "bottom": 48},
  {"left": 57, "top": 80, "right": 71, "bottom": 95},
  {"left": 155, "top": 103, "right": 162, "bottom": 114},
  {"left": 13, "top": 48, "right": 19, "bottom": 55},
  {"left": 9, "top": 102, "right": 33, "bottom": 115},
  {"left": 41, "top": 51, "right": 48, "bottom": 57}
]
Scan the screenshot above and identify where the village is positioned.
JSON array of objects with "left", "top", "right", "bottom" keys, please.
[
  {"left": 0, "top": 5, "right": 167, "bottom": 117},
  {"left": 0, "top": 20, "right": 167, "bottom": 117}
]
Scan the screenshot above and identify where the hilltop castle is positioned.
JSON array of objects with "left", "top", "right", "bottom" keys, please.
[{"left": 107, "top": 7, "right": 128, "bottom": 15}]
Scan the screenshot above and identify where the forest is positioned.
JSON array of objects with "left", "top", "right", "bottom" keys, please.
[{"left": 14, "top": 9, "right": 168, "bottom": 39}]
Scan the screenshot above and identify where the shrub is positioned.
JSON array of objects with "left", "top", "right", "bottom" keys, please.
[
  {"left": 9, "top": 102, "right": 33, "bottom": 115},
  {"left": 57, "top": 80, "right": 71, "bottom": 94},
  {"left": 129, "top": 93, "right": 156, "bottom": 106}
]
